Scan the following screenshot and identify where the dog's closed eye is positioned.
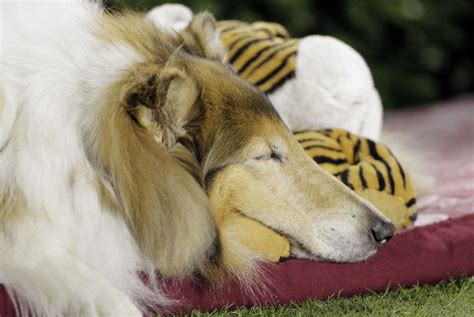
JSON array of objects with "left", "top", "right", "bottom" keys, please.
[{"left": 254, "top": 151, "right": 283, "bottom": 162}]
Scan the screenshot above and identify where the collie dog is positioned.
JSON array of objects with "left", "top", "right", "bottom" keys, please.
[{"left": 0, "top": 1, "right": 394, "bottom": 316}]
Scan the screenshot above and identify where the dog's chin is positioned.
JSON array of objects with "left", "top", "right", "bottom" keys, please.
[{"left": 289, "top": 237, "right": 380, "bottom": 263}]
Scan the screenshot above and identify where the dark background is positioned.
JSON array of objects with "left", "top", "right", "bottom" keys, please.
[{"left": 108, "top": 0, "right": 473, "bottom": 109}]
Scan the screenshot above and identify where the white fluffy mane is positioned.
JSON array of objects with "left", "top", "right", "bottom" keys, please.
[{"left": 0, "top": 2, "right": 166, "bottom": 316}]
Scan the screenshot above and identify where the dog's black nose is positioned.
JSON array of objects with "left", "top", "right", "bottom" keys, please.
[{"left": 371, "top": 220, "right": 395, "bottom": 244}]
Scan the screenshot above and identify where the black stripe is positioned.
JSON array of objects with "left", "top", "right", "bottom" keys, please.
[
  {"left": 322, "top": 128, "right": 333, "bottom": 136},
  {"left": 253, "top": 28, "right": 273, "bottom": 37},
  {"left": 339, "top": 170, "right": 354, "bottom": 190},
  {"left": 254, "top": 52, "right": 297, "bottom": 88},
  {"left": 228, "top": 38, "right": 267, "bottom": 64},
  {"left": 293, "top": 130, "right": 311, "bottom": 135},
  {"left": 227, "top": 34, "right": 255, "bottom": 51},
  {"left": 303, "top": 144, "right": 342, "bottom": 152},
  {"left": 405, "top": 198, "right": 417, "bottom": 208},
  {"left": 274, "top": 31, "right": 288, "bottom": 38},
  {"left": 246, "top": 41, "right": 297, "bottom": 77},
  {"left": 237, "top": 41, "right": 295, "bottom": 74},
  {"left": 252, "top": 28, "right": 288, "bottom": 39},
  {"left": 265, "top": 70, "right": 295, "bottom": 94},
  {"left": 236, "top": 45, "right": 273, "bottom": 73},
  {"left": 296, "top": 137, "right": 327, "bottom": 143},
  {"left": 396, "top": 159, "right": 407, "bottom": 189},
  {"left": 371, "top": 163, "right": 386, "bottom": 191},
  {"left": 219, "top": 25, "right": 242, "bottom": 33},
  {"left": 367, "top": 140, "right": 395, "bottom": 194},
  {"left": 359, "top": 166, "right": 368, "bottom": 189},
  {"left": 409, "top": 212, "right": 418, "bottom": 221},
  {"left": 397, "top": 162, "right": 407, "bottom": 190},
  {"left": 353, "top": 139, "right": 361, "bottom": 163},
  {"left": 389, "top": 148, "right": 407, "bottom": 190},
  {"left": 313, "top": 156, "right": 348, "bottom": 165}
]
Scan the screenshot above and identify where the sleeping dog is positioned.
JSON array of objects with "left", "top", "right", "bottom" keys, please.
[{"left": 0, "top": 1, "right": 394, "bottom": 316}]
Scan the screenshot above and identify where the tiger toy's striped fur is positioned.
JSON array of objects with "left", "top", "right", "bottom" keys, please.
[
  {"left": 295, "top": 129, "right": 417, "bottom": 229},
  {"left": 218, "top": 20, "right": 298, "bottom": 94}
]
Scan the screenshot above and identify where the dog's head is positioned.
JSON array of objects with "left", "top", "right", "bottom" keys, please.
[
  {"left": 184, "top": 64, "right": 394, "bottom": 262},
  {"left": 123, "top": 12, "right": 394, "bottom": 266}
]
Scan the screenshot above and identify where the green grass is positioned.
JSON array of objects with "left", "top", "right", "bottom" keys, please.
[{"left": 184, "top": 277, "right": 474, "bottom": 316}]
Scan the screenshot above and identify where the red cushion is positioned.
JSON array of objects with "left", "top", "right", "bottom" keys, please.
[
  {"left": 2, "top": 215, "right": 472, "bottom": 316},
  {"left": 159, "top": 214, "right": 474, "bottom": 314}
]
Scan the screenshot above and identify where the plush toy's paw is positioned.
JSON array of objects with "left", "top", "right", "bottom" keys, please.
[
  {"left": 234, "top": 216, "right": 290, "bottom": 262},
  {"left": 221, "top": 211, "right": 290, "bottom": 262}
]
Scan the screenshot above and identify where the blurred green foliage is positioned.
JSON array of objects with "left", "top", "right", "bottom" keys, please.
[{"left": 108, "top": 0, "right": 473, "bottom": 109}]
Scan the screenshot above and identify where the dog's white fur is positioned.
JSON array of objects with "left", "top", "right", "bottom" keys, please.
[{"left": 0, "top": 2, "right": 163, "bottom": 316}]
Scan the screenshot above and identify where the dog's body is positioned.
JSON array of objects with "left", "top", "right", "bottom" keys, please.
[
  {"left": 1, "top": 3, "right": 162, "bottom": 316},
  {"left": 0, "top": 3, "right": 216, "bottom": 315},
  {"left": 0, "top": 2, "right": 394, "bottom": 316}
]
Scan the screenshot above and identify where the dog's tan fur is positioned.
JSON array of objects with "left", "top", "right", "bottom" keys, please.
[
  {"left": 85, "top": 13, "right": 217, "bottom": 279},
  {"left": 86, "top": 11, "right": 391, "bottom": 282}
]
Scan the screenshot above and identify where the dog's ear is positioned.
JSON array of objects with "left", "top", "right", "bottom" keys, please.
[
  {"left": 183, "top": 12, "right": 225, "bottom": 61},
  {"left": 125, "top": 66, "right": 200, "bottom": 149}
]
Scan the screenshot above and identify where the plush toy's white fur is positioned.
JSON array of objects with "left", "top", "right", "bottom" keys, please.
[
  {"left": 147, "top": 4, "right": 383, "bottom": 140},
  {"left": 269, "top": 37, "right": 382, "bottom": 140},
  {"left": 0, "top": 2, "right": 163, "bottom": 316}
]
